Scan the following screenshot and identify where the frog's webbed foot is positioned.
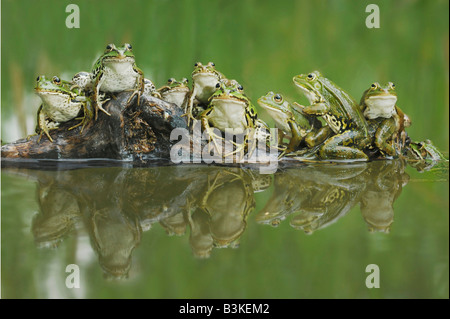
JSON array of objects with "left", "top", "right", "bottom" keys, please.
[
  {"left": 95, "top": 95, "right": 111, "bottom": 120},
  {"left": 181, "top": 111, "right": 197, "bottom": 127},
  {"left": 224, "top": 139, "right": 246, "bottom": 160},
  {"left": 205, "top": 126, "right": 224, "bottom": 155},
  {"left": 37, "top": 129, "right": 54, "bottom": 143},
  {"left": 26, "top": 133, "right": 38, "bottom": 141}
]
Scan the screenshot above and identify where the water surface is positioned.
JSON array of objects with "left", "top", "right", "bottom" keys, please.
[{"left": 2, "top": 160, "right": 448, "bottom": 298}]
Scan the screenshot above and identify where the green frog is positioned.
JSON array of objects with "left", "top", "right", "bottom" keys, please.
[
  {"left": 293, "top": 71, "right": 370, "bottom": 160},
  {"left": 360, "top": 82, "right": 410, "bottom": 156},
  {"left": 404, "top": 140, "right": 448, "bottom": 171},
  {"left": 200, "top": 80, "right": 258, "bottom": 156},
  {"left": 157, "top": 77, "right": 190, "bottom": 107},
  {"left": 34, "top": 75, "right": 92, "bottom": 142},
  {"left": 143, "top": 78, "right": 162, "bottom": 98},
  {"left": 184, "top": 62, "right": 225, "bottom": 125},
  {"left": 91, "top": 43, "right": 145, "bottom": 119},
  {"left": 257, "top": 91, "right": 323, "bottom": 154}
]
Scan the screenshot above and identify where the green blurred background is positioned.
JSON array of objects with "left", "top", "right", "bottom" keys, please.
[{"left": 1, "top": 0, "right": 449, "bottom": 150}]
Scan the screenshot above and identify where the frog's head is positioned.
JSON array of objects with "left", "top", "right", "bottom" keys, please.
[
  {"left": 167, "top": 77, "right": 189, "bottom": 90},
  {"left": 210, "top": 80, "right": 249, "bottom": 105},
  {"left": 293, "top": 71, "right": 325, "bottom": 103},
  {"left": 257, "top": 92, "right": 292, "bottom": 115},
  {"left": 191, "top": 61, "right": 222, "bottom": 82},
  {"left": 101, "top": 43, "right": 135, "bottom": 64},
  {"left": 35, "top": 75, "right": 73, "bottom": 96},
  {"left": 362, "top": 82, "right": 398, "bottom": 119},
  {"left": 143, "top": 78, "right": 156, "bottom": 95}
]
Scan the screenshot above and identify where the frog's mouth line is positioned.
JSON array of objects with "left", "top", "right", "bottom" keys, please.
[
  {"left": 35, "top": 89, "right": 70, "bottom": 96},
  {"left": 103, "top": 56, "right": 135, "bottom": 63},
  {"left": 211, "top": 96, "right": 247, "bottom": 105}
]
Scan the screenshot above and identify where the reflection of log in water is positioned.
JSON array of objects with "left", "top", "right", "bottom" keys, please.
[{"left": 6, "top": 160, "right": 409, "bottom": 278}]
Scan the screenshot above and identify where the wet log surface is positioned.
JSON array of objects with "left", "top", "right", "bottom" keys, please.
[{"left": 1, "top": 92, "right": 188, "bottom": 163}]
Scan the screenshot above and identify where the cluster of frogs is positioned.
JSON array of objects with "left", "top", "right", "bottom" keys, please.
[{"left": 34, "top": 43, "right": 444, "bottom": 162}]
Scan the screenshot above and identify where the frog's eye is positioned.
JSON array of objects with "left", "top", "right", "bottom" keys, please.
[
  {"left": 215, "top": 83, "right": 221, "bottom": 88},
  {"left": 307, "top": 73, "right": 316, "bottom": 81},
  {"left": 371, "top": 83, "right": 378, "bottom": 89},
  {"left": 389, "top": 82, "right": 395, "bottom": 89},
  {"left": 125, "top": 43, "right": 132, "bottom": 50},
  {"left": 168, "top": 78, "right": 174, "bottom": 83},
  {"left": 209, "top": 62, "right": 215, "bottom": 67},
  {"left": 182, "top": 78, "right": 189, "bottom": 83},
  {"left": 194, "top": 62, "right": 202, "bottom": 67},
  {"left": 36, "top": 76, "right": 41, "bottom": 82},
  {"left": 238, "top": 85, "right": 244, "bottom": 91},
  {"left": 106, "top": 44, "right": 114, "bottom": 51},
  {"left": 274, "top": 94, "right": 283, "bottom": 102},
  {"left": 52, "top": 76, "right": 61, "bottom": 84}
]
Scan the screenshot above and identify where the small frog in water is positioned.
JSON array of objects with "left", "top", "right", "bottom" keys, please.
[
  {"left": 184, "top": 62, "right": 225, "bottom": 125},
  {"left": 360, "top": 82, "right": 411, "bottom": 156},
  {"left": 257, "top": 91, "right": 323, "bottom": 154},
  {"left": 34, "top": 75, "right": 93, "bottom": 142},
  {"left": 157, "top": 77, "right": 190, "bottom": 107},
  {"left": 91, "top": 43, "right": 145, "bottom": 119},
  {"left": 293, "top": 71, "right": 371, "bottom": 160}
]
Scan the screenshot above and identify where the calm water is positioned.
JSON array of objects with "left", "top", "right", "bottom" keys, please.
[{"left": 1, "top": 160, "right": 448, "bottom": 298}]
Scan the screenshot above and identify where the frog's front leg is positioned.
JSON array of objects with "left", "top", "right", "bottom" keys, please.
[
  {"left": 375, "top": 118, "right": 397, "bottom": 156},
  {"left": 93, "top": 73, "right": 111, "bottom": 120},
  {"left": 201, "top": 116, "right": 223, "bottom": 155},
  {"left": 182, "top": 89, "right": 198, "bottom": 126},
  {"left": 37, "top": 108, "right": 54, "bottom": 143},
  {"left": 126, "top": 66, "right": 145, "bottom": 107},
  {"left": 286, "top": 120, "right": 304, "bottom": 153},
  {"left": 294, "top": 101, "right": 329, "bottom": 116},
  {"left": 304, "top": 126, "right": 333, "bottom": 148},
  {"left": 319, "top": 130, "right": 369, "bottom": 160},
  {"left": 68, "top": 99, "right": 93, "bottom": 133}
]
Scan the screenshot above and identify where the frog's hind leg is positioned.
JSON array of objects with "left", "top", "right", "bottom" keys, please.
[
  {"left": 375, "top": 118, "right": 397, "bottom": 156},
  {"left": 319, "top": 130, "right": 368, "bottom": 161},
  {"left": 93, "top": 74, "right": 111, "bottom": 119},
  {"left": 126, "top": 68, "right": 145, "bottom": 107},
  {"left": 182, "top": 90, "right": 198, "bottom": 126}
]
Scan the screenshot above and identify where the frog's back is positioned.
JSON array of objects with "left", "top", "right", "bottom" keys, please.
[{"left": 321, "top": 77, "right": 368, "bottom": 133}]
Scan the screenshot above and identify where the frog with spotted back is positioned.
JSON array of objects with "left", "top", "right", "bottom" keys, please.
[
  {"left": 293, "top": 71, "right": 370, "bottom": 160},
  {"left": 257, "top": 91, "right": 323, "bottom": 154},
  {"left": 157, "top": 78, "right": 190, "bottom": 107},
  {"left": 91, "top": 43, "right": 145, "bottom": 119},
  {"left": 184, "top": 62, "right": 225, "bottom": 125},
  {"left": 34, "top": 75, "right": 93, "bottom": 142},
  {"left": 360, "top": 82, "right": 411, "bottom": 157},
  {"left": 200, "top": 80, "right": 258, "bottom": 157}
]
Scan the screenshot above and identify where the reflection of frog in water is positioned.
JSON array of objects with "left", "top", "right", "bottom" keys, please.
[
  {"left": 257, "top": 160, "right": 410, "bottom": 234},
  {"left": 256, "top": 164, "right": 367, "bottom": 233},
  {"left": 359, "top": 160, "right": 409, "bottom": 233},
  {"left": 193, "top": 169, "right": 255, "bottom": 253}
]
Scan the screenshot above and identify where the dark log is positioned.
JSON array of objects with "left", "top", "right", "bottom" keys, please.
[{"left": 1, "top": 92, "right": 188, "bottom": 161}]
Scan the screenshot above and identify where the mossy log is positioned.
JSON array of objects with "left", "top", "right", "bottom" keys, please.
[{"left": 1, "top": 92, "right": 188, "bottom": 161}]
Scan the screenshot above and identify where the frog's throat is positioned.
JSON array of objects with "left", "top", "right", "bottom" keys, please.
[
  {"left": 192, "top": 72, "right": 220, "bottom": 85},
  {"left": 294, "top": 84, "right": 320, "bottom": 104},
  {"left": 258, "top": 103, "right": 291, "bottom": 133},
  {"left": 364, "top": 96, "right": 397, "bottom": 119}
]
